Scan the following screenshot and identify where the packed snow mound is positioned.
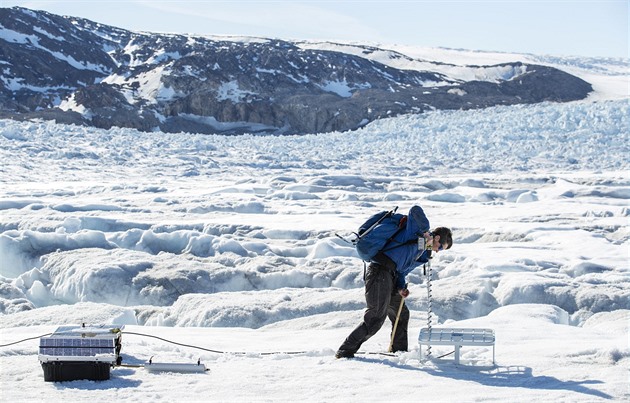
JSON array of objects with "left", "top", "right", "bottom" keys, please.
[{"left": 1, "top": 98, "right": 628, "bottom": 330}]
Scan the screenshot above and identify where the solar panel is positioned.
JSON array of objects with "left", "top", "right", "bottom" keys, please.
[
  {"left": 39, "top": 337, "right": 115, "bottom": 357},
  {"left": 38, "top": 324, "right": 123, "bottom": 364}
]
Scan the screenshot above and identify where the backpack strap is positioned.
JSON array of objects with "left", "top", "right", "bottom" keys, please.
[
  {"left": 378, "top": 216, "right": 417, "bottom": 255},
  {"left": 354, "top": 207, "right": 399, "bottom": 241}
]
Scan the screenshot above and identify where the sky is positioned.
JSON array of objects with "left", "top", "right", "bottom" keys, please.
[{"left": 2, "top": 0, "right": 628, "bottom": 58}]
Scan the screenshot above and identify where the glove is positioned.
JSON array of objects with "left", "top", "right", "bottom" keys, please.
[{"left": 399, "top": 288, "right": 410, "bottom": 298}]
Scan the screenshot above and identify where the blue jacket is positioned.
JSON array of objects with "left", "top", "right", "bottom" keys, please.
[{"left": 382, "top": 205, "right": 431, "bottom": 289}]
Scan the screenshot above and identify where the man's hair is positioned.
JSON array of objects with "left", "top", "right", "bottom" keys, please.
[{"left": 433, "top": 227, "right": 453, "bottom": 250}]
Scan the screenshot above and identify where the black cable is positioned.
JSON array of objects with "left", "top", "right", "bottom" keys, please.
[
  {"left": 123, "top": 331, "right": 398, "bottom": 357},
  {"left": 122, "top": 331, "right": 308, "bottom": 356},
  {"left": 0, "top": 330, "right": 424, "bottom": 360},
  {"left": 436, "top": 350, "right": 454, "bottom": 359},
  {"left": 357, "top": 351, "right": 397, "bottom": 357},
  {"left": 0, "top": 333, "right": 52, "bottom": 348}
]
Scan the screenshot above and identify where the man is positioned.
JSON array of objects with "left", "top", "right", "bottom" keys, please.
[{"left": 335, "top": 205, "right": 452, "bottom": 359}]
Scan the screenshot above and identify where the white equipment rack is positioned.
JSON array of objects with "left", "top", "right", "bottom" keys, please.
[{"left": 419, "top": 327, "right": 495, "bottom": 365}]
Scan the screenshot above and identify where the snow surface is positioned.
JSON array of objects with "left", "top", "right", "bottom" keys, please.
[{"left": 0, "top": 47, "right": 629, "bottom": 401}]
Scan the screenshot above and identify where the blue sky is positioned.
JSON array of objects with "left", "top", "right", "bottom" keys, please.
[{"left": 3, "top": 0, "right": 628, "bottom": 58}]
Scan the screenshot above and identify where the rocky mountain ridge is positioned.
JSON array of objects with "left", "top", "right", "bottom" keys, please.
[{"left": 0, "top": 7, "right": 593, "bottom": 135}]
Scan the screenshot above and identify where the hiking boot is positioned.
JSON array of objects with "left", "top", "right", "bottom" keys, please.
[{"left": 335, "top": 350, "right": 355, "bottom": 359}]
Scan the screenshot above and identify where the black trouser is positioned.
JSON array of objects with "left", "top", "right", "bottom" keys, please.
[{"left": 337, "top": 253, "right": 409, "bottom": 355}]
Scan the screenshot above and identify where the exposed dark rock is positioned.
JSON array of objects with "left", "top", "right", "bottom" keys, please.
[{"left": 0, "top": 7, "right": 593, "bottom": 135}]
